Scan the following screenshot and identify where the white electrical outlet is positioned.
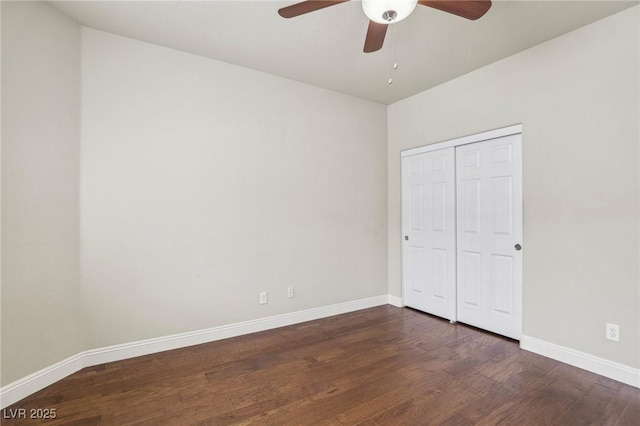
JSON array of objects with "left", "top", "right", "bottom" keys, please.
[
  {"left": 605, "top": 323, "right": 620, "bottom": 342},
  {"left": 287, "top": 287, "right": 294, "bottom": 299},
  {"left": 259, "top": 291, "right": 268, "bottom": 305}
]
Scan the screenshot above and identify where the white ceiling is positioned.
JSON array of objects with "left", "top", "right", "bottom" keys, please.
[{"left": 50, "top": 0, "right": 638, "bottom": 104}]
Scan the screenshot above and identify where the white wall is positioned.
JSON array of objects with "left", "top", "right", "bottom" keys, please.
[
  {"left": 388, "top": 6, "right": 639, "bottom": 368},
  {"left": 1, "top": 1, "right": 83, "bottom": 385},
  {"left": 80, "top": 28, "right": 388, "bottom": 348}
]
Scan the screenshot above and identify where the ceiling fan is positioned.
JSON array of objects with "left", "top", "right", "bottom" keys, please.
[{"left": 278, "top": 0, "right": 492, "bottom": 53}]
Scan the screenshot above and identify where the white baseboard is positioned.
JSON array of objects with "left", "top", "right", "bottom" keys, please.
[
  {"left": 520, "top": 335, "right": 640, "bottom": 388},
  {"left": 387, "top": 294, "right": 404, "bottom": 307},
  {"left": 0, "top": 295, "right": 388, "bottom": 409},
  {"left": 0, "top": 353, "right": 85, "bottom": 410},
  {"left": 83, "top": 294, "right": 389, "bottom": 367}
]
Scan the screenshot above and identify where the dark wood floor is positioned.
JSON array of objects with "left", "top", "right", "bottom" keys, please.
[{"left": 3, "top": 306, "right": 639, "bottom": 425}]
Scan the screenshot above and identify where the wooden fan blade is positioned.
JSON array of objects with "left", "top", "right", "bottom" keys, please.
[
  {"left": 278, "top": 0, "right": 350, "bottom": 18},
  {"left": 418, "top": 0, "right": 492, "bottom": 20},
  {"left": 363, "top": 21, "right": 388, "bottom": 53}
]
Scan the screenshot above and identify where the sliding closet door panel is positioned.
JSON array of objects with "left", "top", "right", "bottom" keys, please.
[
  {"left": 402, "top": 148, "right": 456, "bottom": 321},
  {"left": 456, "top": 134, "right": 522, "bottom": 339}
]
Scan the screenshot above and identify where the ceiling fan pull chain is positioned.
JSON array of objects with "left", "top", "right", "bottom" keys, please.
[
  {"left": 393, "top": 17, "right": 398, "bottom": 70},
  {"left": 388, "top": 18, "right": 397, "bottom": 84}
]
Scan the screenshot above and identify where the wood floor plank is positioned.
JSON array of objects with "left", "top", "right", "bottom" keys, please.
[
  {"left": 3, "top": 306, "right": 639, "bottom": 425},
  {"left": 473, "top": 393, "right": 534, "bottom": 426},
  {"left": 374, "top": 385, "right": 480, "bottom": 426},
  {"left": 498, "top": 375, "right": 584, "bottom": 425},
  {"left": 440, "top": 414, "right": 475, "bottom": 426},
  {"left": 363, "top": 389, "right": 443, "bottom": 426},
  {"left": 333, "top": 364, "right": 452, "bottom": 424},
  {"left": 554, "top": 383, "right": 618, "bottom": 425},
  {"left": 602, "top": 383, "right": 640, "bottom": 426},
  {"left": 454, "top": 382, "right": 514, "bottom": 424}
]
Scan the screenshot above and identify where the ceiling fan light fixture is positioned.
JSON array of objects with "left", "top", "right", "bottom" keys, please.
[{"left": 362, "top": 0, "right": 418, "bottom": 24}]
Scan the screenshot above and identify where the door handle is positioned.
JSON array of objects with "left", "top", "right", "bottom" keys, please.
[
  {"left": 515, "top": 244, "right": 522, "bottom": 251},
  {"left": 404, "top": 236, "right": 409, "bottom": 241}
]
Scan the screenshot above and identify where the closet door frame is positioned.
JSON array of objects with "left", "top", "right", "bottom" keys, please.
[
  {"left": 401, "top": 125, "right": 522, "bottom": 158},
  {"left": 400, "top": 124, "right": 523, "bottom": 327}
]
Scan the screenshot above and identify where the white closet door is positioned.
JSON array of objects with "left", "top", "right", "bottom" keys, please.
[
  {"left": 402, "top": 148, "right": 456, "bottom": 321},
  {"left": 456, "top": 134, "right": 523, "bottom": 339}
]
